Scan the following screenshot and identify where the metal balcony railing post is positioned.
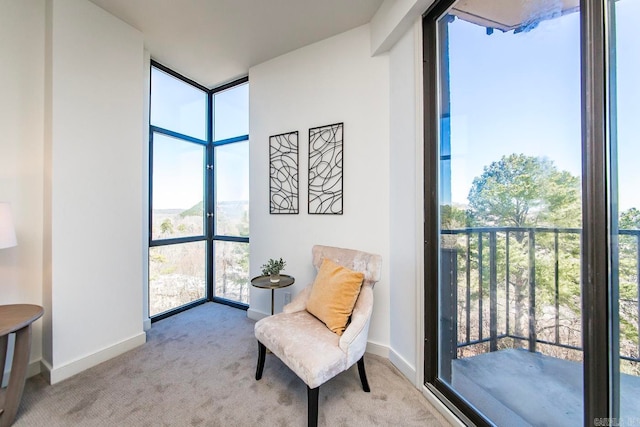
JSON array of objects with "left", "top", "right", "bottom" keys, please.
[
  {"left": 555, "top": 231, "right": 560, "bottom": 345},
  {"left": 478, "top": 233, "right": 483, "bottom": 342},
  {"left": 490, "top": 232, "right": 498, "bottom": 352},
  {"left": 445, "top": 226, "right": 640, "bottom": 364},
  {"left": 505, "top": 231, "right": 510, "bottom": 337},
  {"left": 440, "top": 247, "right": 458, "bottom": 383},
  {"left": 528, "top": 230, "right": 537, "bottom": 353},
  {"left": 466, "top": 234, "right": 471, "bottom": 343}
]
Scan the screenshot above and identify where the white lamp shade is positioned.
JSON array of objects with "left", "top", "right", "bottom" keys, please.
[{"left": 0, "top": 202, "right": 17, "bottom": 249}]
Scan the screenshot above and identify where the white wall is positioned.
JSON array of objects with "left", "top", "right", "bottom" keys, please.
[
  {"left": 0, "top": 0, "right": 46, "bottom": 379},
  {"left": 388, "top": 22, "right": 423, "bottom": 382},
  {"left": 0, "top": 0, "right": 428, "bottom": 392},
  {"left": 248, "top": 25, "right": 391, "bottom": 350},
  {"left": 42, "top": 0, "right": 146, "bottom": 383},
  {"left": 370, "top": 0, "right": 434, "bottom": 55}
]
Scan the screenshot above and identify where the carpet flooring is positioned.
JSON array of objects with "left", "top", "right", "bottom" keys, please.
[{"left": 13, "top": 302, "right": 449, "bottom": 426}]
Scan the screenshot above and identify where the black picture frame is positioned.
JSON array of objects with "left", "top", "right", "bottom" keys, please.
[
  {"left": 269, "top": 131, "right": 299, "bottom": 214},
  {"left": 308, "top": 122, "right": 343, "bottom": 215}
]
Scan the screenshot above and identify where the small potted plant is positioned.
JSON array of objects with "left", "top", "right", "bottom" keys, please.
[{"left": 261, "top": 257, "right": 286, "bottom": 283}]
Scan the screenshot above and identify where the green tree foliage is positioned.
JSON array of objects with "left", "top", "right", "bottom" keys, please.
[
  {"left": 617, "top": 207, "right": 640, "bottom": 355},
  {"left": 467, "top": 154, "right": 581, "bottom": 228},
  {"left": 459, "top": 154, "right": 582, "bottom": 348},
  {"left": 620, "top": 207, "right": 640, "bottom": 229},
  {"left": 160, "top": 219, "right": 174, "bottom": 234},
  {"left": 455, "top": 154, "right": 638, "bottom": 368},
  {"left": 441, "top": 204, "right": 471, "bottom": 229}
]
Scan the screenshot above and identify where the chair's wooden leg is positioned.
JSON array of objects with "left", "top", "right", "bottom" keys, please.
[
  {"left": 307, "top": 385, "right": 319, "bottom": 427},
  {"left": 357, "top": 356, "right": 370, "bottom": 392},
  {"left": 256, "top": 341, "right": 266, "bottom": 380}
]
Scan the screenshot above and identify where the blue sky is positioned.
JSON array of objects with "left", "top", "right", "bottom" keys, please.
[
  {"left": 151, "top": 1, "right": 639, "bottom": 213},
  {"left": 446, "top": 0, "right": 639, "bottom": 212},
  {"left": 151, "top": 69, "right": 248, "bottom": 210}
]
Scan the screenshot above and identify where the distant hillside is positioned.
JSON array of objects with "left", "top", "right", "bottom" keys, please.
[
  {"left": 177, "top": 200, "right": 249, "bottom": 218},
  {"left": 180, "top": 201, "right": 204, "bottom": 217}
]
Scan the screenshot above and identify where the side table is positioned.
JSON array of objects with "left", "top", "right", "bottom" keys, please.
[
  {"left": 0, "top": 304, "right": 44, "bottom": 427},
  {"left": 251, "top": 275, "right": 295, "bottom": 315}
]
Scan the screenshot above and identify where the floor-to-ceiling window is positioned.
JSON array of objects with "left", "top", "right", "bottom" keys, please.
[
  {"left": 149, "top": 62, "right": 249, "bottom": 319},
  {"left": 211, "top": 83, "right": 250, "bottom": 304},
  {"left": 424, "top": 0, "right": 639, "bottom": 425}
]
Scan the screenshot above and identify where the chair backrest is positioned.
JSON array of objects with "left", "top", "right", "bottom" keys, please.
[{"left": 312, "top": 245, "right": 382, "bottom": 287}]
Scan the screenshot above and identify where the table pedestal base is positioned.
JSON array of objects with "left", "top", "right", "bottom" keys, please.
[{"left": 0, "top": 325, "right": 33, "bottom": 427}]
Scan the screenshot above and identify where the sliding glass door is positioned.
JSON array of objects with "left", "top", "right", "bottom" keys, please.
[{"left": 424, "top": 0, "right": 639, "bottom": 424}]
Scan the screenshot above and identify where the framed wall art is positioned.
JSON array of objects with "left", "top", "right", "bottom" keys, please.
[
  {"left": 269, "top": 131, "right": 299, "bottom": 214},
  {"left": 308, "top": 122, "right": 343, "bottom": 215}
]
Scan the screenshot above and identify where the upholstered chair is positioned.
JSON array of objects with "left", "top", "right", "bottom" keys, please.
[{"left": 254, "top": 245, "right": 382, "bottom": 427}]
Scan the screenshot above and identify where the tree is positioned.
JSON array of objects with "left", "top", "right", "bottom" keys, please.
[
  {"left": 620, "top": 207, "right": 640, "bottom": 229},
  {"left": 468, "top": 154, "right": 581, "bottom": 228},
  {"left": 617, "top": 207, "right": 640, "bottom": 370},
  {"left": 160, "top": 219, "right": 174, "bottom": 235},
  {"left": 465, "top": 154, "right": 582, "bottom": 348}
]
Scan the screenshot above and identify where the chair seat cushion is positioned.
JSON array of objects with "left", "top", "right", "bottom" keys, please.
[{"left": 255, "top": 311, "right": 347, "bottom": 389}]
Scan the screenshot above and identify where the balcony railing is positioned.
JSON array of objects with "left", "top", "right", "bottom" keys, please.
[{"left": 440, "top": 226, "right": 640, "bottom": 375}]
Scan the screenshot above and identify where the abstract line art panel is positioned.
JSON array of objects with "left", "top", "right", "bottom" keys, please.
[
  {"left": 269, "top": 131, "right": 299, "bottom": 214},
  {"left": 308, "top": 122, "right": 343, "bottom": 215}
]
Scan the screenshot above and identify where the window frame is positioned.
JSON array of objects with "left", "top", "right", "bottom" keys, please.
[
  {"left": 149, "top": 60, "right": 249, "bottom": 321},
  {"left": 422, "top": 0, "right": 614, "bottom": 425}
]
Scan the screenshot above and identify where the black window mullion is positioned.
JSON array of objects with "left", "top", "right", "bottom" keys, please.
[
  {"left": 422, "top": 2, "right": 493, "bottom": 426},
  {"left": 151, "top": 125, "right": 207, "bottom": 146},
  {"left": 206, "top": 91, "right": 214, "bottom": 302},
  {"left": 150, "top": 236, "right": 207, "bottom": 247},
  {"left": 151, "top": 59, "right": 209, "bottom": 92},
  {"left": 213, "top": 235, "right": 250, "bottom": 244},
  {"left": 213, "top": 135, "right": 249, "bottom": 146},
  {"left": 211, "top": 76, "right": 249, "bottom": 95},
  {"left": 148, "top": 130, "right": 154, "bottom": 247},
  {"left": 581, "top": 0, "right": 613, "bottom": 424}
]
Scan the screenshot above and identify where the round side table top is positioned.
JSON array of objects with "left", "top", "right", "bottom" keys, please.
[
  {"left": 0, "top": 304, "right": 44, "bottom": 336},
  {"left": 250, "top": 274, "right": 295, "bottom": 290}
]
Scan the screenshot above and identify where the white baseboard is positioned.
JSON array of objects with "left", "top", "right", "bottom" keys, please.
[
  {"left": 2, "top": 360, "right": 42, "bottom": 388},
  {"left": 247, "top": 308, "right": 268, "bottom": 321},
  {"left": 41, "top": 332, "right": 146, "bottom": 385},
  {"left": 389, "top": 348, "right": 417, "bottom": 384},
  {"left": 365, "top": 341, "right": 389, "bottom": 358}
]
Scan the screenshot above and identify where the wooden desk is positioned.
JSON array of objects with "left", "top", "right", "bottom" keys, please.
[{"left": 0, "top": 304, "right": 44, "bottom": 427}]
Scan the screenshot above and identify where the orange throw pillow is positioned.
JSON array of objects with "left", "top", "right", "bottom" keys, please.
[{"left": 306, "top": 258, "right": 365, "bottom": 335}]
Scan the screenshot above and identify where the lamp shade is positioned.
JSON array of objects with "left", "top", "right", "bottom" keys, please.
[{"left": 0, "top": 202, "right": 17, "bottom": 249}]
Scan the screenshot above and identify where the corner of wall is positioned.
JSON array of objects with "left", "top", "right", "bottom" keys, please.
[
  {"left": 247, "top": 308, "right": 269, "bottom": 322},
  {"left": 45, "top": 332, "right": 146, "bottom": 385},
  {"left": 366, "top": 341, "right": 390, "bottom": 358},
  {"left": 389, "top": 347, "right": 418, "bottom": 385},
  {"left": 370, "top": 0, "right": 435, "bottom": 56}
]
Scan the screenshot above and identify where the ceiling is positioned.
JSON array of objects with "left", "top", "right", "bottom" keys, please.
[{"left": 88, "top": 0, "right": 385, "bottom": 88}]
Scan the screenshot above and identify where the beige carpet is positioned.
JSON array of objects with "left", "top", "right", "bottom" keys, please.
[{"left": 14, "top": 302, "right": 449, "bottom": 426}]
